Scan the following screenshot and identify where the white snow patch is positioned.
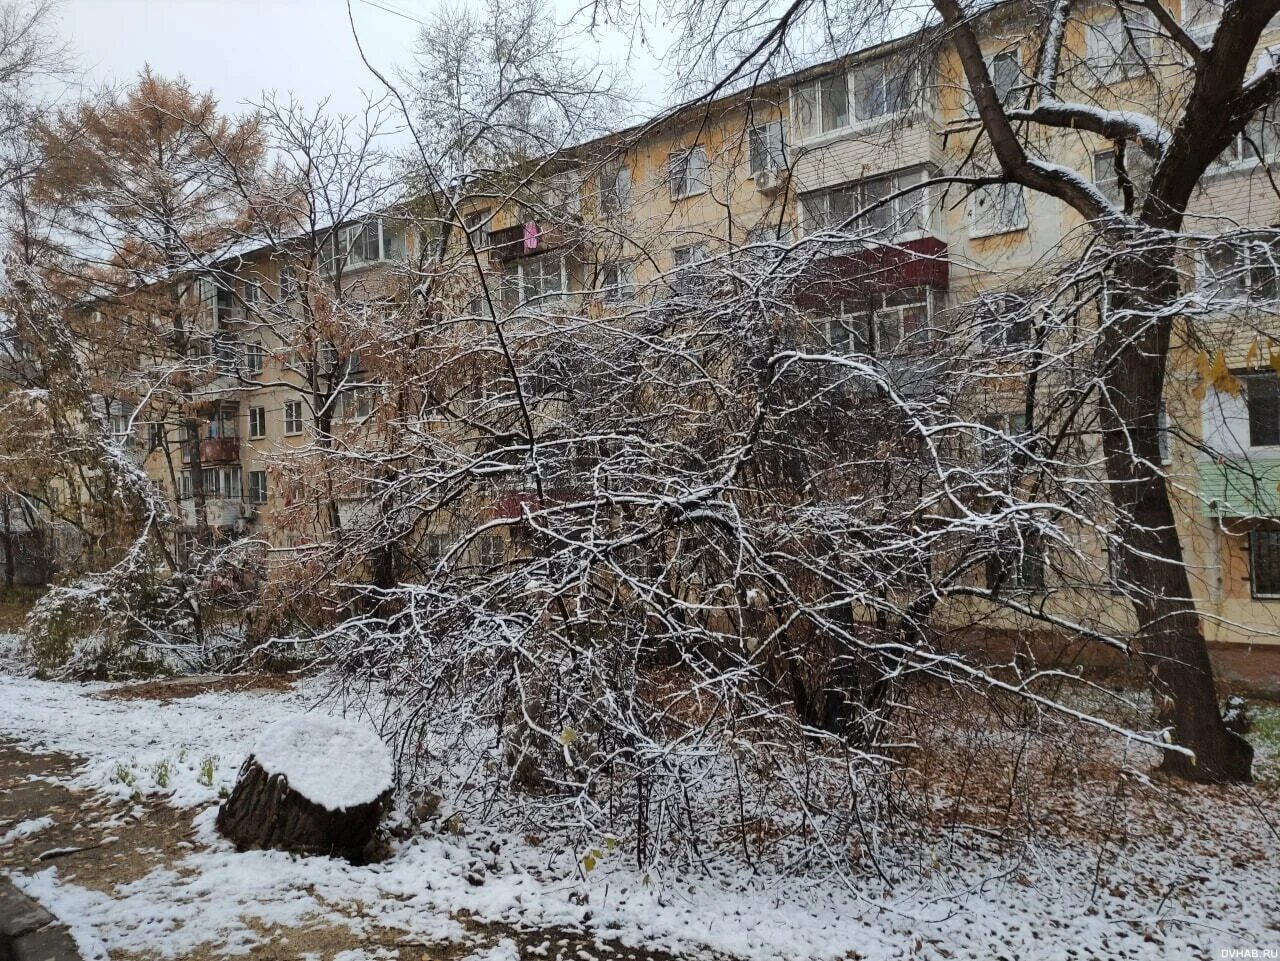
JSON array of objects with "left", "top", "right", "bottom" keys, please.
[
  {"left": 251, "top": 715, "right": 392, "bottom": 811},
  {"left": 0, "top": 672, "right": 1275, "bottom": 961},
  {"left": 464, "top": 939, "right": 520, "bottom": 961},
  {"left": 0, "top": 815, "right": 53, "bottom": 846}
]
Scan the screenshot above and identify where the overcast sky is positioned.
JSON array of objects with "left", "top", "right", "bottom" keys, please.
[{"left": 55, "top": 0, "right": 672, "bottom": 132}]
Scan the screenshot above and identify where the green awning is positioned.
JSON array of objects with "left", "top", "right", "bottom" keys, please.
[{"left": 1199, "top": 458, "right": 1280, "bottom": 518}]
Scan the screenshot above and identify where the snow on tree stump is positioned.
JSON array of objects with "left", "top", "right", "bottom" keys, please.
[{"left": 216, "top": 715, "right": 394, "bottom": 863}]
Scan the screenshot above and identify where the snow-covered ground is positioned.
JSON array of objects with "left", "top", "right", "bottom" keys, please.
[{"left": 0, "top": 669, "right": 1277, "bottom": 961}]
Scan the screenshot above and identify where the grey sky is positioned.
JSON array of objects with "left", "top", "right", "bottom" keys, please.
[{"left": 56, "top": 0, "right": 672, "bottom": 127}]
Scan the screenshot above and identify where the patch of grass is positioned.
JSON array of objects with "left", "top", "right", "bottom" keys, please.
[
  {"left": 113, "top": 762, "right": 136, "bottom": 788},
  {"left": 152, "top": 758, "right": 171, "bottom": 790},
  {"left": 1249, "top": 701, "right": 1280, "bottom": 785},
  {"left": 197, "top": 755, "right": 217, "bottom": 788}
]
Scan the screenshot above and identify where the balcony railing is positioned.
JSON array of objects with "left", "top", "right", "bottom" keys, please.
[{"left": 201, "top": 437, "right": 239, "bottom": 464}]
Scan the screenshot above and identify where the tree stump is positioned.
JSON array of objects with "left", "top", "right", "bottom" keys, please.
[{"left": 216, "top": 715, "right": 394, "bottom": 863}]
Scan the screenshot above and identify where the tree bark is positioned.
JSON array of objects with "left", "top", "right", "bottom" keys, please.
[
  {"left": 1102, "top": 251, "right": 1253, "bottom": 783},
  {"left": 216, "top": 756, "right": 392, "bottom": 863}
]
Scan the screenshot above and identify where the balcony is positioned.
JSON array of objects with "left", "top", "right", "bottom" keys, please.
[
  {"left": 181, "top": 498, "right": 246, "bottom": 529},
  {"left": 487, "top": 221, "right": 570, "bottom": 262},
  {"left": 792, "top": 236, "right": 949, "bottom": 309},
  {"left": 201, "top": 436, "right": 240, "bottom": 464}
]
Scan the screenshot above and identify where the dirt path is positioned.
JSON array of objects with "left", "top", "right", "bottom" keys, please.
[{"left": 0, "top": 738, "right": 691, "bottom": 961}]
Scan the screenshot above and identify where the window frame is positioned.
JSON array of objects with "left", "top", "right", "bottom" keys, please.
[
  {"left": 669, "top": 146, "right": 710, "bottom": 201},
  {"left": 967, "top": 181, "right": 1029, "bottom": 239},
  {"left": 248, "top": 470, "right": 268, "bottom": 505},
  {"left": 1084, "top": 9, "right": 1156, "bottom": 82},
  {"left": 248, "top": 405, "right": 267, "bottom": 440},
  {"left": 600, "top": 261, "right": 635, "bottom": 300},
  {"left": 799, "top": 166, "right": 932, "bottom": 239},
  {"left": 283, "top": 399, "right": 304, "bottom": 437},
  {"left": 1250, "top": 528, "right": 1280, "bottom": 599},
  {"left": 748, "top": 121, "right": 786, "bottom": 175},
  {"left": 244, "top": 342, "right": 265, "bottom": 376}
]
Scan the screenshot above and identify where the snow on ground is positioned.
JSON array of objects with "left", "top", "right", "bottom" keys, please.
[
  {"left": 1, "top": 671, "right": 1277, "bottom": 961},
  {"left": 0, "top": 815, "right": 53, "bottom": 846}
]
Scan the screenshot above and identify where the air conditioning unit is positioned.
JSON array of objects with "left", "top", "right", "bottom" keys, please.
[{"left": 754, "top": 167, "right": 786, "bottom": 194}]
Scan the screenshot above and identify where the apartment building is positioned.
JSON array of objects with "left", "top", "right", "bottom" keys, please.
[{"left": 107, "top": 0, "right": 1280, "bottom": 679}]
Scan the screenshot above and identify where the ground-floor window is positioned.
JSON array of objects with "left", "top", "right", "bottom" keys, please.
[{"left": 1249, "top": 528, "right": 1280, "bottom": 598}]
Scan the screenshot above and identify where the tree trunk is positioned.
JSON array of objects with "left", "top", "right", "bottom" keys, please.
[
  {"left": 1103, "top": 252, "right": 1253, "bottom": 783},
  {"left": 216, "top": 756, "right": 391, "bottom": 863}
]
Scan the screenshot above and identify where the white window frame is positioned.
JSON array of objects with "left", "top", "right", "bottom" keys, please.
[
  {"left": 283, "top": 399, "right": 304, "bottom": 436},
  {"left": 600, "top": 261, "right": 635, "bottom": 300},
  {"left": 502, "top": 253, "right": 567, "bottom": 308},
  {"left": 817, "top": 289, "right": 933, "bottom": 355},
  {"left": 599, "top": 163, "right": 632, "bottom": 215},
  {"left": 244, "top": 342, "right": 265, "bottom": 375},
  {"left": 248, "top": 470, "right": 268, "bottom": 505},
  {"left": 338, "top": 386, "right": 373, "bottom": 422},
  {"left": 1092, "top": 147, "right": 1155, "bottom": 209},
  {"left": 851, "top": 53, "right": 918, "bottom": 125},
  {"left": 963, "top": 49, "right": 1021, "bottom": 113},
  {"left": 967, "top": 182, "right": 1028, "bottom": 239},
  {"left": 791, "top": 72, "right": 851, "bottom": 142},
  {"left": 748, "top": 121, "right": 786, "bottom": 175},
  {"left": 1197, "top": 233, "right": 1280, "bottom": 305},
  {"left": 1084, "top": 9, "right": 1156, "bottom": 82},
  {"left": 669, "top": 146, "right": 710, "bottom": 200},
  {"left": 799, "top": 167, "right": 932, "bottom": 239},
  {"left": 248, "top": 405, "right": 267, "bottom": 440}
]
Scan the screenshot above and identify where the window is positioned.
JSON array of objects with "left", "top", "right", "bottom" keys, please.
[
  {"left": 1213, "top": 100, "right": 1280, "bottom": 170},
  {"left": 284, "top": 400, "right": 304, "bottom": 436},
  {"left": 147, "top": 422, "right": 165, "bottom": 451},
  {"left": 201, "top": 466, "right": 242, "bottom": 499},
  {"left": 818, "top": 289, "right": 931, "bottom": 354},
  {"left": 248, "top": 470, "right": 268, "bottom": 505},
  {"left": 179, "top": 470, "right": 191, "bottom": 499},
  {"left": 792, "top": 73, "right": 849, "bottom": 140},
  {"left": 476, "top": 534, "right": 505, "bottom": 568},
  {"left": 1200, "top": 234, "right": 1280, "bottom": 304},
  {"left": 327, "top": 219, "right": 392, "bottom": 271},
  {"left": 1244, "top": 373, "right": 1280, "bottom": 447},
  {"left": 279, "top": 262, "right": 298, "bottom": 302},
  {"left": 244, "top": 342, "right": 265, "bottom": 375},
  {"left": 968, "top": 182, "right": 1028, "bottom": 238},
  {"left": 109, "top": 404, "right": 133, "bottom": 440},
  {"left": 1093, "top": 147, "right": 1155, "bottom": 210},
  {"left": 800, "top": 167, "right": 929, "bottom": 237},
  {"left": 749, "top": 122, "right": 786, "bottom": 174},
  {"left": 215, "top": 282, "right": 238, "bottom": 323},
  {"left": 1084, "top": 10, "right": 1155, "bottom": 81},
  {"left": 600, "top": 261, "right": 635, "bottom": 300},
  {"left": 1182, "top": 1, "right": 1280, "bottom": 41},
  {"left": 975, "top": 293, "right": 1033, "bottom": 349},
  {"left": 212, "top": 331, "right": 242, "bottom": 372},
  {"left": 852, "top": 54, "right": 915, "bottom": 122},
  {"left": 425, "top": 533, "right": 449, "bottom": 563},
  {"left": 986, "top": 533, "right": 1046, "bottom": 592},
  {"left": 243, "top": 281, "right": 261, "bottom": 312},
  {"left": 669, "top": 147, "right": 710, "bottom": 200},
  {"left": 989, "top": 50, "right": 1020, "bottom": 105},
  {"left": 461, "top": 210, "right": 488, "bottom": 248},
  {"left": 248, "top": 405, "right": 266, "bottom": 439},
  {"left": 1251, "top": 529, "right": 1280, "bottom": 598},
  {"left": 501, "top": 253, "right": 566, "bottom": 308},
  {"left": 338, "top": 387, "right": 373, "bottom": 421},
  {"left": 672, "top": 243, "right": 710, "bottom": 268},
  {"left": 543, "top": 172, "right": 582, "bottom": 216},
  {"left": 599, "top": 163, "right": 632, "bottom": 215}
]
